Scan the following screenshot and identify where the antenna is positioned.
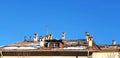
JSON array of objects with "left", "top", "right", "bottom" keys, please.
[{"left": 46, "top": 25, "right": 48, "bottom": 35}]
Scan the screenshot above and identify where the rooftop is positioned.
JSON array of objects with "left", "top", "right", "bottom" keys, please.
[{"left": 0, "top": 32, "right": 120, "bottom": 52}]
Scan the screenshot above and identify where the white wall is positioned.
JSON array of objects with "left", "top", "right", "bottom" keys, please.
[
  {"left": 78, "top": 56, "right": 87, "bottom": 58},
  {"left": 93, "top": 52, "right": 119, "bottom": 58}
]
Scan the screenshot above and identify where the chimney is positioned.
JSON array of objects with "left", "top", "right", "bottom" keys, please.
[
  {"left": 40, "top": 36, "right": 45, "bottom": 41},
  {"left": 45, "top": 34, "right": 52, "bottom": 40},
  {"left": 89, "top": 36, "right": 93, "bottom": 41},
  {"left": 88, "top": 36, "right": 93, "bottom": 47},
  {"left": 40, "top": 36, "right": 45, "bottom": 48},
  {"left": 62, "top": 32, "right": 65, "bottom": 40},
  {"left": 112, "top": 40, "right": 116, "bottom": 45},
  {"left": 49, "top": 34, "right": 52, "bottom": 40},
  {"left": 88, "top": 40, "right": 93, "bottom": 47},
  {"left": 34, "top": 33, "right": 38, "bottom": 42},
  {"left": 86, "top": 32, "right": 90, "bottom": 42},
  {"left": 40, "top": 41, "right": 44, "bottom": 48},
  {"left": 45, "top": 35, "right": 49, "bottom": 40}
]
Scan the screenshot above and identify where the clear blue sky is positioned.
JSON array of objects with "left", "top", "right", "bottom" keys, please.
[{"left": 0, "top": 0, "right": 120, "bottom": 46}]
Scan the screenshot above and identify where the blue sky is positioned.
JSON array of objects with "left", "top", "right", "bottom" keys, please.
[{"left": 0, "top": 0, "right": 120, "bottom": 46}]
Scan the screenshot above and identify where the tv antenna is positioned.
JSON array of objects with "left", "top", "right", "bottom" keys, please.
[{"left": 46, "top": 25, "right": 48, "bottom": 35}]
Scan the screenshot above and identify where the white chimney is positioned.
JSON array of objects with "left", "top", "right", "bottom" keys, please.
[
  {"left": 40, "top": 36, "right": 45, "bottom": 48},
  {"left": 88, "top": 40, "right": 92, "bottom": 47},
  {"left": 40, "top": 36, "right": 45, "bottom": 41},
  {"left": 88, "top": 36, "right": 93, "bottom": 47},
  {"left": 62, "top": 32, "right": 65, "bottom": 40},
  {"left": 112, "top": 40, "right": 116, "bottom": 45},
  {"left": 34, "top": 33, "right": 38, "bottom": 42},
  {"left": 86, "top": 32, "right": 90, "bottom": 42},
  {"left": 40, "top": 41, "right": 44, "bottom": 48}
]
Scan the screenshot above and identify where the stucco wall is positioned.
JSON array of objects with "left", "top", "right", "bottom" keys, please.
[{"left": 93, "top": 52, "right": 119, "bottom": 58}]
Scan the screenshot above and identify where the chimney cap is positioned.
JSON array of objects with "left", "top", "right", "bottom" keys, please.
[
  {"left": 85, "top": 32, "right": 89, "bottom": 33},
  {"left": 34, "top": 33, "right": 38, "bottom": 35},
  {"left": 85, "top": 32, "right": 90, "bottom": 36},
  {"left": 113, "top": 40, "right": 116, "bottom": 41}
]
